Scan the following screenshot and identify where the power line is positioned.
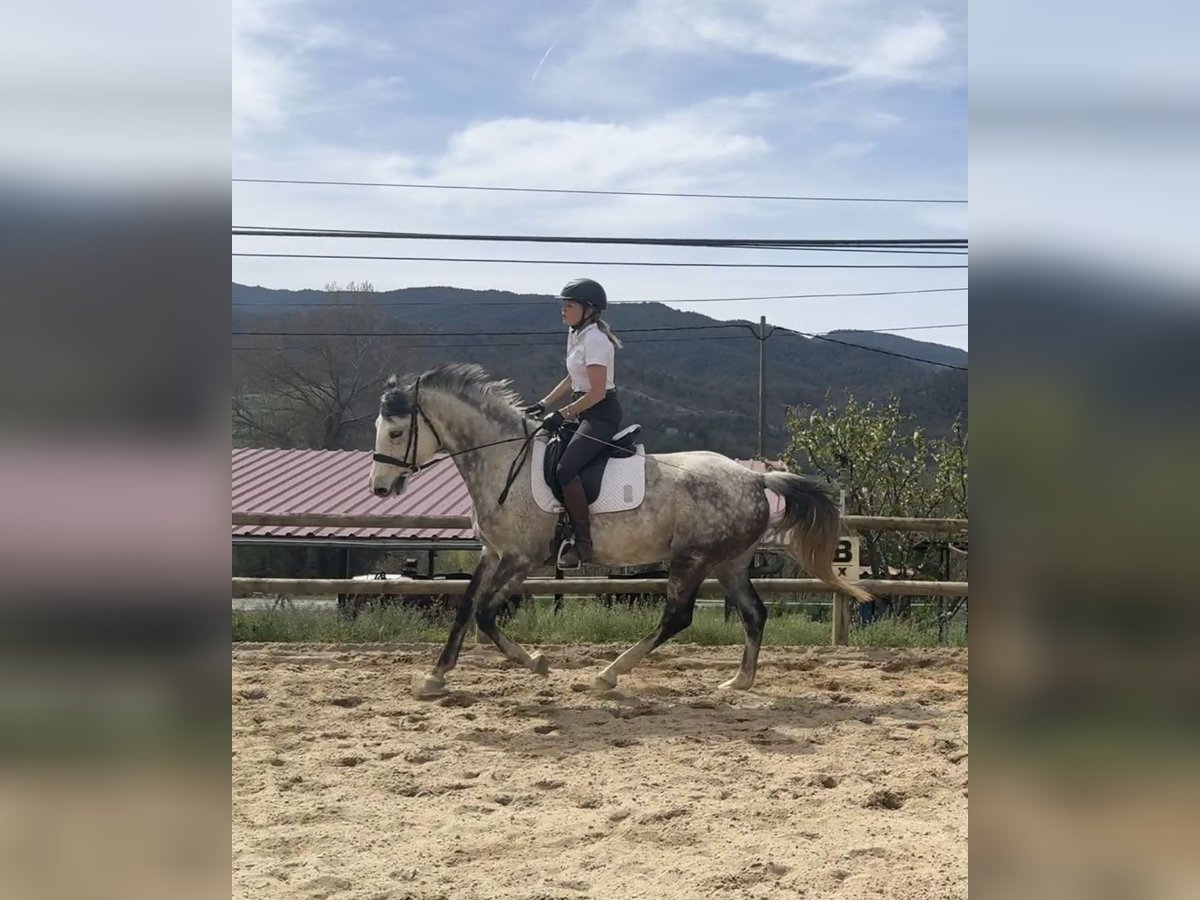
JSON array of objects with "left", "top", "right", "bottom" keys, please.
[
  {"left": 810, "top": 333, "right": 966, "bottom": 369},
  {"left": 663, "top": 287, "right": 967, "bottom": 304},
  {"left": 841, "top": 323, "right": 967, "bottom": 334},
  {"left": 233, "top": 333, "right": 759, "bottom": 350},
  {"left": 233, "top": 177, "right": 968, "bottom": 205},
  {"left": 233, "top": 252, "right": 966, "bottom": 270},
  {"left": 773, "top": 326, "right": 968, "bottom": 370},
  {"left": 232, "top": 321, "right": 966, "bottom": 340},
  {"left": 231, "top": 322, "right": 968, "bottom": 367},
  {"left": 231, "top": 286, "right": 969, "bottom": 309},
  {"left": 233, "top": 323, "right": 749, "bottom": 338},
  {"left": 232, "top": 324, "right": 966, "bottom": 349},
  {"left": 233, "top": 226, "right": 967, "bottom": 254}
]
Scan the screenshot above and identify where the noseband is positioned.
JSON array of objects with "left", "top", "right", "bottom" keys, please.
[{"left": 372, "top": 377, "right": 446, "bottom": 474}]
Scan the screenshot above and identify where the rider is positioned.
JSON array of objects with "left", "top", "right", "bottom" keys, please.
[{"left": 524, "top": 278, "right": 623, "bottom": 567}]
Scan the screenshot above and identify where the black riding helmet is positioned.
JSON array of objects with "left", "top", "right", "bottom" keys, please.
[{"left": 556, "top": 277, "right": 607, "bottom": 311}]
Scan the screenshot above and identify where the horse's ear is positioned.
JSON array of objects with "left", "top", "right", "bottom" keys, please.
[{"left": 385, "top": 374, "right": 400, "bottom": 390}]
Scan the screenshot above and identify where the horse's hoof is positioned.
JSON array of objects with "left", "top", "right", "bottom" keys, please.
[
  {"left": 592, "top": 672, "right": 618, "bottom": 692},
  {"left": 530, "top": 653, "right": 551, "bottom": 676},
  {"left": 413, "top": 674, "right": 446, "bottom": 699},
  {"left": 719, "top": 675, "right": 754, "bottom": 691}
]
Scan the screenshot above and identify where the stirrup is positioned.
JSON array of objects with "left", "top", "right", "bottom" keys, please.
[{"left": 556, "top": 537, "right": 582, "bottom": 569}]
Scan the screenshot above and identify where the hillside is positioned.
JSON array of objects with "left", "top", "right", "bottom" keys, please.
[{"left": 232, "top": 284, "right": 967, "bottom": 458}]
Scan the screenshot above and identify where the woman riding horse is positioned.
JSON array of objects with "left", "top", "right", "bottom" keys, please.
[
  {"left": 523, "top": 277, "right": 623, "bottom": 567},
  {"left": 371, "top": 363, "right": 872, "bottom": 695}
]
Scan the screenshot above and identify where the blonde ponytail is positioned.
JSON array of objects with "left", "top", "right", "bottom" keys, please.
[{"left": 594, "top": 316, "right": 623, "bottom": 349}]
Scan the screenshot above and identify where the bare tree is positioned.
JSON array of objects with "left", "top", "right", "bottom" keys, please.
[{"left": 233, "top": 281, "right": 420, "bottom": 450}]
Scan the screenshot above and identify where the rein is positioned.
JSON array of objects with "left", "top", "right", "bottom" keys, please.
[{"left": 497, "top": 418, "right": 538, "bottom": 505}]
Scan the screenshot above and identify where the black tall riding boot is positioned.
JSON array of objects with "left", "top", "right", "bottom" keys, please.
[{"left": 558, "top": 478, "right": 593, "bottom": 568}]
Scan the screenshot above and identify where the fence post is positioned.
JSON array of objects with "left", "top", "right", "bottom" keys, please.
[
  {"left": 831, "top": 490, "right": 850, "bottom": 646},
  {"left": 831, "top": 593, "right": 849, "bottom": 646}
]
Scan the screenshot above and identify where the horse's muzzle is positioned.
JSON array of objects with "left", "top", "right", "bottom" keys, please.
[{"left": 372, "top": 474, "right": 407, "bottom": 497}]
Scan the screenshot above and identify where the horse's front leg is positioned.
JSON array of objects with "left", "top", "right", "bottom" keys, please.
[
  {"left": 474, "top": 556, "right": 547, "bottom": 674},
  {"left": 416, "top": 548, "right": 501, "bottom": 697}
]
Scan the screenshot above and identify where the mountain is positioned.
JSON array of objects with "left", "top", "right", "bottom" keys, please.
[{"left": 233, "top": 283, "right": 967, "bottom": 458}]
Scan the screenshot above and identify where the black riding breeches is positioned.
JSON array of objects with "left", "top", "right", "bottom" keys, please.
[{"left": 555, "top": 393, "right": 622, "bottom": 486}]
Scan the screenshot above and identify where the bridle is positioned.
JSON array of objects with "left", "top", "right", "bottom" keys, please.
[
  {"left": 370, "top": 376, "right": 544, "bottom": 504},
  {"left": 371, "top": 376, "right": 447, "bottom": 474}
]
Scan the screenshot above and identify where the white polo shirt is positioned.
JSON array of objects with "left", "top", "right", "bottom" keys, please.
[{"left": 566, "top": 323, "right": 615, "bottom": 392}]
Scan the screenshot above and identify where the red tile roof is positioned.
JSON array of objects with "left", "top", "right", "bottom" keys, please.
[{"left": 232, "top": 448, "right": 474, "bottom": 542}]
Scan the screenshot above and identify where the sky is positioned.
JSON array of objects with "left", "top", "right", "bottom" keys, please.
[{"left": 232, "top": 0, "right": 967, "bottom": 350}]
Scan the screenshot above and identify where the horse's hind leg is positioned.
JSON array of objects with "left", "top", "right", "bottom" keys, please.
[
  {"left": 714, "top": 562, "right": 767, "bottom": 690},
  {"left": 475, "top": 559, "right": 550, "bottom": 675},
  {"left": 593, "top": 559, "right": 709, "bottom": 691}
]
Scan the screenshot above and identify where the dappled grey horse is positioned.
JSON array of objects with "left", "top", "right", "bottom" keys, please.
[{"left": 370, "top": 364, "right": 871, "bottom": 697}]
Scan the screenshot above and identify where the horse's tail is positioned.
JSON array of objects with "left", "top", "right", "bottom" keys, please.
[{"left": 761, "top": 472, "right": 873, "bottom": 604}]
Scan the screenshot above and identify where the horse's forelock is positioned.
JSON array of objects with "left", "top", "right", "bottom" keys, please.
[{"left": 380, "top": 379, "right": 412, "bottom": 418}]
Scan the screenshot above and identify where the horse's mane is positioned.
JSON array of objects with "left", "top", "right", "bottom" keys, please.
[{"left": 380, "top": 363, "right": 522, "bottom": 421}]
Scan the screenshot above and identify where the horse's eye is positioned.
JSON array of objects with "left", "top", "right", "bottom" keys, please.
[{"left": 389, "top": 431, "right": 403, "bottom": 440}]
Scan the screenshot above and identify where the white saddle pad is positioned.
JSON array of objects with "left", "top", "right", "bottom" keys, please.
[{"left": 531, "top": 438, "right": 647, "bottom": 514}]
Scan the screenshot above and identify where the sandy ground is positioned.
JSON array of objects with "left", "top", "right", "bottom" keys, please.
[{"left": 233, "top": 641, "right": 968, "bottom": 900}]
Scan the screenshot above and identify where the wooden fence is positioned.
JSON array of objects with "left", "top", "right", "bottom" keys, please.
[
  {"left": 232, "top": 513, "right": 967, "bottom": 645},
  {"left": 232, "top": 512, "right": 967, "bottom": 534}
]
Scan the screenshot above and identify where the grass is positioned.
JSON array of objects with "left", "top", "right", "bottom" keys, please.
[{"left": 232, "top": 596, "right": 967, "bottom": 648}]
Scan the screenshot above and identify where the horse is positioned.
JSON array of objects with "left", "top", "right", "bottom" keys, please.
[{"left": 369, "top": 364, "right": 871, "bottom": 697}]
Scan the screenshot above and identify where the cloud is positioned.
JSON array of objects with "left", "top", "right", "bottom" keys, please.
[
  {"left": 233, "top": 0, "right": 395, "bottom": 136},
  {"left": 851, "top": 16, "right": 949, "bottom": 80},
  {"left": 233, "top": 0, "right": 304, "bottom": 135},
  {"left": 592, "top": 0, "right": 961, "bottom": 84},
  {"left": 821, "top": 141, "right": 877, "bottom": 160},
  {"left": 237, "top": 101, "right": 784, "bottom": 267},
  {"left": 915, "top": 205, "right": 969, "bottom": 233},
  {"left": 437, "top": 115, "right": 765, "bottom": 185}
]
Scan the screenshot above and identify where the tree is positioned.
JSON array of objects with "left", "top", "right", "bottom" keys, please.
[
  {"left": 233, "top": 281, "right": 421, "bottom": 450},
  {"left": 232, "top": 281, "right": 424, "bottom": 581},
  {"left": 783, "top": 394, "right": 967, "bottom": 584}
]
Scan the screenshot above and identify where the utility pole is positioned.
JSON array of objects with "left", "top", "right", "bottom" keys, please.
[{"left": 757, "top": 315, "right": 767, "bottom": 458}]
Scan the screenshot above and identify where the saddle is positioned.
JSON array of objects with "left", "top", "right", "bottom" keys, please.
[{"left": 542, "top": 421, "right": 643, "bottom": 504}]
